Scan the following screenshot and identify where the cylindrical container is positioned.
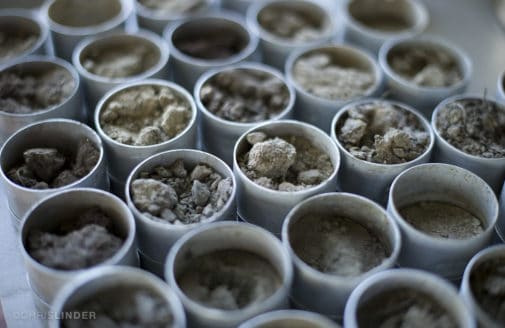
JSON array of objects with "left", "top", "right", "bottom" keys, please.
[
  {"left": 460, "top": 245, "right": 505, "bottom": 328},
  {"left": 20, "top": 188, "right": 138, "bottom": 306},
  {"left": 163, "top": 11, "right": 259, "bottom": 90},
  {"left": 379, "top": 36, "right": 472, "bottom": 117},
  {"left": 431, "top": 95, "right": 505, "bottom": 193},
  {"left": 73, "top": 30, "right": 170, "bottom": 111},
  {"left": 0, "top": 56, "right": 83, "bottom": 143},
  {"left": 239, "top": 310, "right": 340, "bottom": 328},
  {"left": 282, "top": 192, "right": 401, "bottom": 319},
  {"left": 136, "top": 0, "right": 218, "bottom": 35},
  {"left": 0, "top": 119, "right": 108, "bottom": 228},
  {"left": 285, "top": 44, "right": 383, "bottom": 132},
  {"left": 44, "top": 0, "right": 134, "bottom": 61},
  {"left": 388, "top": 163, "right": 499, "bottom": 281},
  {"left": 194, "top": 62, "right": 296, "bottom": 165},
  {"left": 331, "top": 99, "right": 435, "bottom": 205},
  {"left": 95, "top": 79, "right": 198, "bottom": 193},
  {"left": 125, "top": 149, "right": 237, "bottom": 276},
  {"left": 498, "top": 184, "right": 505, "bottom": 242},
  {"left": 220, "top": 0, "right": 252, "bottom": 15},
  {"left": 165, "top": 222, "right": 293, "bottom": 328},
  {"left": 246, "top": 0, "right": 336, "bottom": 70},
  {"left": 50, "top": 266, "right": 186, "bottom": 328},
  {"left": 234, "top": 120, "right": 340, "bottom": 235},
  {"left": 497, "top": 70, "right": 505, "bottom": 104},
  {"left": 0, "top": 10, "right": 48, "bottom": 66},
  {"left": 342, "top": 0, "right": 429, "bottom": 53},
  {"left": 344, "top": 269, "right": 475, "bottom": 328}
]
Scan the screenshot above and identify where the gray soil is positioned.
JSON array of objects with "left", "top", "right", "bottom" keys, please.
[
  {"left": 7, "top": 138, "right": 99, "bottom": 189},
  {"left": 388, "top": 45, "right": 462, "bottom": 87},
  {"left": 27, "top": 207, "right": 124, "bottom": 270},
  {"left": 131, "top": 159, "right": 232, "bottom": 225},
  {"left": 259, "top": 321, "right": 327, "bottom": 328},
  {"left": 139, "top": 0, "right": 206, "bottom": 14},
  {"left": 200, "top": 68, "right": 290, "bottom": 123},
  {"left": 63, "top": 287, "right": 172, "bottom": 328},
  {"left": 100, "top": 85, "right": 192, "bottom": 146},
  {"left": 177, "top": 249, "right": 281, "bottom": 310},
  {"left": 357, "top": 288, "right": 457, "bottom": 328},
  {"left": 400, "top": 201, "right": 484, "bottom": 240},
  {"left": 470, "top": 258, "right": 505, "bottom": 325},
  {"left": 0, "top": 29, "right": 38, "bottom": 61},
  {"left": 82, "top": 42, "right": 159, "bottom": 78},
  {"left": 258, "top": 5, "right": 326, "bottom": 42},
  {"left": 293, "top": 52, "right": 374, "bottom": 101},
  {"left": 49, "top": 0, "right": 121, "bottom": 28},
  {"left": 290, "top": 214, "right": 388, "bottom": 277},
  {"left": 336, "top": 101, "right": 430, "bottom": 164},
  {"left": 436, "top": 99, "right": 505, "bottom": 158},
  {"left": 354, "top": 15, "right": 412, "bottom": 32},
  {"left": 0, "top": 66, "right": 74, "bottom": 114},
  {"left": 238, "top": 132, "right": 333, "bottom": 191}
]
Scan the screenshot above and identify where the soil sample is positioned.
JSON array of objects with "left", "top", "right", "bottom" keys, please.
[
  {"left": 62, "top": 287, "right": 172, "bottom": 328},
  {"left": 82, "top": 42, "right": 159, "bottom": 78},
  {"left": 349, "top": 0, "right": 413, "bottom": 32},
  {"left": 470, "top": 257, "right": 505, "bottom": 325},
  {"left": 0, "top": 66, "right": 75, "bottom": 114},
  {"left": 49, "top": 0, "right": 121, "bottom": 28},
  {"left": 177, "top": 249, "right": 282, "bottom": 310},
  {"left": 131, "top": 159, "right": 233, "bottom": 225},
  {"left": 27, "top": 207, "right": 124, "bottom": 270},
  {"left": 436, "top": 99, "right": 505, "bottom": 158},
  {"left": 258, "top": 4, "right": 326, "bottom": 42},
  {"left": 336, "top": 101, "right": 429, "bottom": 164},
  {"left": 0, "top": 28, "right": 38, "bottom": 61},
  {"left": 357, "top": 288, "right": 458, "bottom": 328},
  {"left": 400, "top": 201, "right": 484, "bottom": 240},
  {"left": 100, "top": 85, "right": 192, "bottom": 146},
  {"left": 238, "top": 132, "right": 333, "bottom": 191},
  {"left": 139, "top": 0, "right": 206, "bottom": 14},
  {"left": 7, "top": 138, "right": 99, "bottom": 189},
  {"left": 388, "top": 45, "right": 462, "bottom": 87},
  {"left": 290, "top": 214, "right": 388, "bottom": 277},
  {"left": 293, "top": 52, "right": 374, "bottom": 101},
  {"left": 200, "top": 68, "right": 290, "bottom": 123}
]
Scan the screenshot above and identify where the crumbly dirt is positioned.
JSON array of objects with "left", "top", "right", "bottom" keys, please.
[
  {"left": 139, "top": 0, "right": 206, "bottom": 14},
  {"left": 0, "top": 66, "right": 74, "bottom": 114},
  {"left": 351, "top": 9, "right": 412, "bottom": 32},
  {"left": 436, "top": 99, "right": 505, "bottom": 158},
  {"left": 82, "top": 42, "right": 158, "bottom": 78},
  {"left": 63, "top": 287, "right": 172, "bottom": 328},
  {"left": 357, "top": 288, "right": 457, "bottom": 328},
  {"left": 177, "top": 249, "right": 281, "bottom": 310},
  {"left": 258, "top": 5, "right": 326, "bottom": 42},
  {"left": 100, "top": 85, "right": 192, "bottom": 146},
  {"left": 131, "top": 159, "right": 232, "bottom": 225},
  {"left": 336, "top": 101, "right": 430, "bottom": 164},
  {"left": 238, "top": 132, "right": 333, "bottom": 191},
  {"left": 290, "top": 214, "right": 388, "bottom": 277},
  {"left": 388, "top": 45, "right": 462, "bottom": 87},
  {"left": 0, "top": 30, "right": 38, "bottom": 61},
  {"left": 200, "top": 68, "right": 290, "bottom": 123},
  {"left": 400, "top": 201, "right": 484, "bottom": 240},
  {"left": 173, "top": 27, "right": 247, "bottom": 60},
  {"left": 27, "top": 208, "right": 124, "bottom": 270},
  {"left": 293, "top": 52, "right": 374, "bottom": 101},
  {"left": 470, "top": 258, "right": 505, "bottom": 325},
  {"left": 7, "top": 138, "right": 99, "bottom": 189}
]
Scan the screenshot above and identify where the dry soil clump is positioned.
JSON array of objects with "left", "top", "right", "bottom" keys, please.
[{"left": 0, "top": 28, "right": 38, "bottom": 61}]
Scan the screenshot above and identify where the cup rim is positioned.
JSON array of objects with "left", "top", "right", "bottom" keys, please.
[
  {"left": 238, "top": 309, "right": 339, "bottom": 328},
  {"left": 330, "top": 98, "right": 435, "bottom": 168},
  {"left": 193, "top": 61, "right": 296, "bottom": 128},
  {"left": 135, "top": 0, "right": 216, "bottom": 20},
  {"left": 498, "top": 70, "right": 505, "bottom": 99}
]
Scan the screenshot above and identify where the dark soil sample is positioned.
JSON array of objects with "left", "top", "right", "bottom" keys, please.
[
  {"left": 357, "top": 288, "right": 458, "bottom": 328},
  {"left": 173, "top": 27, "right": 247, "bottom": 60},
  {"left": 63, "top": 287, "right": 173, "bottom": 328},
  {"left": 131, "top": 159, "right": 233, "bottom": 225},
  {"left": 470, "top": 257, "right": 505, "bottom": 325},
  {"left": 27, "top": 207, "right": 124, "bottom": 270},
  {"left": 7, "top": 138, "right": 100, "bottom": 189},
  {"left": 238, "top": 132, "right": 333, "bottom": 191},
  {"left": 139, "top": 0, "right": 206, "bottom": 14},
  {"left": 353, "top": 15, "right": 412, "bottom": 32},
  {"left": 336, "top": 101, "right": 429, "bottom": 164},
  {"left": 0, "top": 66, "right": 74, "bottom": 114},
  {"left": 177, "top": 249, "right": 282, "bottom": 310},
  {"left": 200, "top": 68, "right": 290, "bottom": 123},
  {"left": 400, "top": 201, "right": 484, "bottom": 240},
  {"left": 0, "top": 29, "right": 38, "bottom": 61},
  {"left": 290, "top": 215, "right": 388, "bottom": 277},
  {"left": 436, "top": 98, "right": 505, "bottom": 158}
]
